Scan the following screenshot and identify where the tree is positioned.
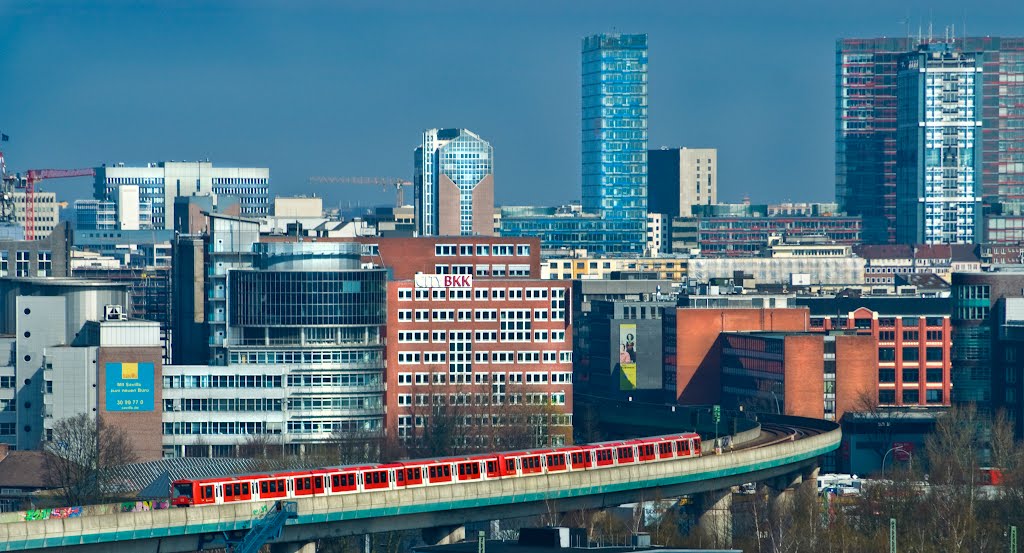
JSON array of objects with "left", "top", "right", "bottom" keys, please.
[
  {"left": 43, "top": 414, "right": 138, "bottom": 506},
  {"left": 850, "top": 389, "right": 914, "bottom": 472}
]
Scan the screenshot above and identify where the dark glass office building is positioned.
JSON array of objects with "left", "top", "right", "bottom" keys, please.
[{"left": 837, "top": 36, "right": 1024, "bottom": 244}]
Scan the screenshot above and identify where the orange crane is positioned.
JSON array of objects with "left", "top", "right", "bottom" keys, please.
[
  {"left": 307, "top": 176, "right": 412, "bottom": 207},
  {"left": 19, "top": 167, "right": 95, "bottom": 239}
]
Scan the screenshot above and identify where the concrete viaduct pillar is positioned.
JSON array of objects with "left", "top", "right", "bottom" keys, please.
[
  {"left": 768, "top": 472, "right": 803, "bottom": 515},
  {"left": 270, "top": 541, "right": 316, "bottom": 553},
  {"left": 695, "top": 488, "right": 732, "bottom": 548},
  {"left": 422, "top": 524, "right": 466, "bottom": 545}
]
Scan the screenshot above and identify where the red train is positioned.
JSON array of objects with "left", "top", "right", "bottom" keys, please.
[{"left": 170, "top": 433, "right": 702, "bottom": 507}]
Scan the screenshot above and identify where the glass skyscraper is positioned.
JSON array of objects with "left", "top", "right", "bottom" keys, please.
[
  {"left": 582, "top": 33, "right": 648, "bottom": 253},
  {"left": 896, "top": 43, "right": 983, "bottom": 244},
  {"left": 837, "top": 37, "right": 1024, "bottom": 245},
  {"left": 414, "top": 128, "right": 495, "bottom": 237}
]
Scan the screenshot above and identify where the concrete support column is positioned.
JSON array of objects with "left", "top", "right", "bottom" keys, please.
[
  {"left": 768, "top": 472, "right": 804, "bottom": 515},
  {"left": 270, "top": 541, "right": 316, "bottom": 553},
  {"left": 696, "top": 488, "right": 732, "bottom": 548},
  {"left": 422, "top": 525, "right": 466, "bottom": 545}
]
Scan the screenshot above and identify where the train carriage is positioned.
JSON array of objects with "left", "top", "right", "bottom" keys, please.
[{"left": 170, "top": 432, "right": 704, "bottom": 507}]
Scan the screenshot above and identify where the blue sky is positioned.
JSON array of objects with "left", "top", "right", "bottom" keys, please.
[{"left": 1, "top": 0, "right": 1022, "bottom": 210}]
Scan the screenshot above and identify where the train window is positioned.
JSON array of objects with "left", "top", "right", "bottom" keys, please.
[
  {"left": 459, "top": 464, "right": 466, "bottom": 476},
  {"left": 487, "top": 461, "right": 496, "bottom": 472},
  {"left": 242, "top": 483, "right": 249, "bottom": 495},
  {"left": 429, "top": 467, "right": 437, "bottom": 478},
  {"left": 397, "top": 470, "right": 404, "bottom": 482},
  {"left": 506, "top": 460, "right": 515, "bottom": 471},
  {"left": 473, "top": 464, "right": 479, "bottom": 474},
  {"left": 225, "top": 485, "right": 233, "bottom": 497},
  {"left": 203, "top": 486, "right": 212, "bottom": 499},
  {"left": 444, "top": 466, "right": 451, "bottom": 477}
]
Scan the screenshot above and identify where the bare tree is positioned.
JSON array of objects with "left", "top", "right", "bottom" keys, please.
[
  {"left": 851, "top": 390, "right": 912, "bottom": 472},
  {"left": 44, "top": 414, "right": 138, "bottom": 506}
]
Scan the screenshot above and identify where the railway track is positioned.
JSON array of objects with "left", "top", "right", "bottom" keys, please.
[{"left": 732, "top": 422, "right": 823, "bottom": 451}]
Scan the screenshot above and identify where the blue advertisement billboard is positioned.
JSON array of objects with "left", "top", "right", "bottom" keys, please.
[{"left": 105, "top": 362, "right": 155, "bottom": 412}]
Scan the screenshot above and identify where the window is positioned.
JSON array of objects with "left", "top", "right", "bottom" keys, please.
[
  {"left": 926, "top": 368, "right": 944, "bottom": 382},
  {"left": 926, "top": 348, "right": 943, "bottom": 362},
  {"left": 435, "top": 245, "right": 456, "bottom": 256},
  {"left": 397, "top": 310, "right": 412, "bottom": 321},
  {"left": 879, "top": 369, "right": 896, "bottom": 383},
  {"left": 879, "top": 331, "right": 896, "bottom": 341},
  {"left": 902, "top": 330, "right": 919, "bottom": 341},
  {"left": 15, "top": 251, "right": 29, "bottom": 277},
  {"left": 902, "top": 369, "right": 919, "bottom": 383},
  {"left": 879, "top": 390, "right": 896, "bottom": 404},
  {"left": 926, "top": 389, "right": 943, "bottom": 404},
  {"left": 902, "top": 389, "right": 919, "bottom": 404},
  {"left": 902, "top": 347, "right": 920, "bottom": 362},
  {"left": 37, "top": 251, "right": 51, "bottom": 277},
  {"left": 879, "top": 348, "right": 896, "bottom": 362},
  {"left": 0, "top": 251, "right": 7, "bottom": 276},
  {"left": 398, "top": 288, "right": 412, "bottom": 301}
]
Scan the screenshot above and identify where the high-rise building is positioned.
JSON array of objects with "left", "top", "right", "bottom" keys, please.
[
  {"left": 836, "top": 37, "right": 1024, "bottom": 244},
  {"left": 582, "top": 33, "right": 648, "bottom": 253},
  {"left": 414, "top": 129, "right": 494, "bottom": 237},
  {"left": 94, "top": 161, "right": 270, "bottom": 229},
  {"left": 950, "top": 269, "right": 1024, "bottom": 414},
  {"left": 648, "top": 148, "right": 717, "bottom": 218},
  {"left": 896, "top": 44, "right": 983, "bottom": 244}
]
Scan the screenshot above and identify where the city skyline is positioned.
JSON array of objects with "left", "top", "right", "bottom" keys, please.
[{"left": 3, "top": 1, "right": 1023, "bottom": 211}]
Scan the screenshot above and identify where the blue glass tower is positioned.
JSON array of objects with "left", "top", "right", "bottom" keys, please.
[{"left": 582, "top": 33, "right": 648, "bottom": 253}]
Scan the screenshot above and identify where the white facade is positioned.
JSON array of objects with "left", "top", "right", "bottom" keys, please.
[
  {"left": 11, "top": 192, "right": 58, "bottom": 239},
  {"left": 679, "top": 148, "right": 717, "bottom": 216},
  {"left": 687, "top": 257, "right": 866, "bottom": 285},
  {"left": 95, "top": 161, "right": 270, "bottom": 230},
  {"left": 646, "top": 213, "right": 670, "bottom": 255}
]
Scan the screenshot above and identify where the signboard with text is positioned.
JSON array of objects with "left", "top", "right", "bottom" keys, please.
[
  {"left": 105, "top": 362, "right": 155, "bottom": 412},
  {"left": 414, "top": 274, "right": 473, "bottom": 289}
]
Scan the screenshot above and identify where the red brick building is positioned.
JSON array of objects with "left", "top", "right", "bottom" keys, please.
[
  {"left": 668, "top": 308, "right": 810, "bottom": 404},
  {"left": 385, "top": 278, "right": 573, "bottom": 449},
  {"left": 261, "top": 236, "right": 541, "bottom": 280},
  {"left": 719, "top": 331, "right": 876, "bottom": 421},
  {"left": 794, "top": 297, "right": 953, "bottom": 408},
  {"left": 667, "top": 307, "right": 876, "bottom": 421}
]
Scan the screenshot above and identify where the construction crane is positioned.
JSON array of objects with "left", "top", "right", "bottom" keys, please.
[
  {"left": 18, "top": 168, "right": 95, "bottom": 240},
  {"left": 307, "top": 176, "right": 412, "bottom": 207}
]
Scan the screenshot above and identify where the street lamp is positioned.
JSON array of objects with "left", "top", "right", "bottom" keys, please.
[{"left": 882, "top": 446, "right": 913, "bottom": 477}]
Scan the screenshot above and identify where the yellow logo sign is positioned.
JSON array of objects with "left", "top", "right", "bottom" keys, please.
[{"left": 121, "top": 363, "right": 139, "bottom": 380}]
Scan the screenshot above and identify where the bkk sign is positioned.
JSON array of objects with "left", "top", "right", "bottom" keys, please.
[{"left": 414, "top": 274, "right": 473, "bottom": 289}]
